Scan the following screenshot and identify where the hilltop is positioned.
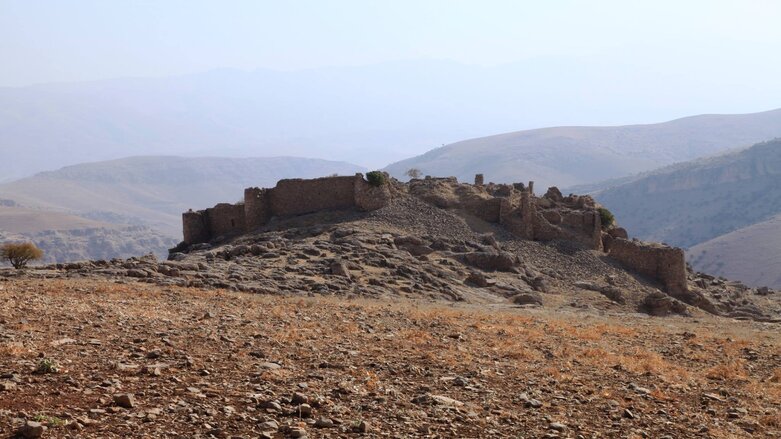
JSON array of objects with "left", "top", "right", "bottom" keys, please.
[
  {"left": 7, "top": 174, "right": 779, "bottom": 322},
  {"left": 0, "top": 156, "right": 364, "bottom": 263}
]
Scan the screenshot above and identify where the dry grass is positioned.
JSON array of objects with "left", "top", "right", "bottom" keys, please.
[
  {"left": 0, "top": 342, "right": 27, "bottom": 357},
  {"left": 761, "top": 413, "right": 781, "bottom": 428},
  {"left": 706, "top": 360, "right": 749, "bottom": 381},
  {"left": 0, "top": 278, "right": 779, "bottom": 438}
]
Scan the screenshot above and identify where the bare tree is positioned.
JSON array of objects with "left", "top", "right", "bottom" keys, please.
[{"left": 405, "top": 168, "right": 422, "bottom": 179}]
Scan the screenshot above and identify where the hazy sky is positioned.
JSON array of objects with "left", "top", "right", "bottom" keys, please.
[{"left": 2, "top": 0, "right": 781, "bottom": 87}]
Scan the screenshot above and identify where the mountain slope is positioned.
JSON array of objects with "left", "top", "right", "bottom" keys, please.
[
  {"left": 0, "top": 155, "right": 364, "bottom": 243},
  {"left": 589, "top": 139, "right": 781, "bottom": 288},
  {"left": 0, "top": 205, "right": 177, "bottom": 263},
  {"left": 0, "top": 205, "right": 107, "bottom": 233},
  {"left": 384, "top": 109, "right": 781, "bottom": 189},
  {"left": 594, "top": 139, "right": 781, "bottom": 247},
  {"left": 688, "top": 214, "right": 781, "bottom": 288}
]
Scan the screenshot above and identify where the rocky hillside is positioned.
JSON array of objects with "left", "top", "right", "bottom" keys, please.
[
  {"left": 7, "top": 193, "right": 779, "bottom": 323},
  {"left": 591, "top": 139, "right": 781, "bottom": 287},
  {"left": 385, "top": 109, "right": 781, "bottom": 190}
]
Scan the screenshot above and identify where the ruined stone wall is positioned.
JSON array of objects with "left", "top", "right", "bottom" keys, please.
[
  {"left": 518, "top": 192, "right": 536, "bottom": 239},
  {"left": 354, "top": 175, "right": 394, "bottom": 211},
  {"left": 526, "top": 189, "right": 603, "bottom": 250},
  {"left": 463, "top": 197, "right": 502, "bottom": 222},
  {"left": 498, "top": 192, "right": 535, "bottom": 239},
  {"left": 269, "top": 176, "right": 358, "bottom": 217},
  {"left": 244, "top": 187, "right": 271, "bottom": 231},
  {"left": 182, "top": 211, "right": 209, "bottom": 244},
  {"left": 608, "top": 238, "right": 688, "bottom": 294},
  {"left": 205, "top": 203, "right": 246, "bottom": 239}
]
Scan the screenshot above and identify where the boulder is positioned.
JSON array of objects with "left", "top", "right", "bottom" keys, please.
[
  {"left": 18, "top": 421, "right": 46, "bottom": 439},
  {"left": 113, "top": 393, "right": 136, "bottom": 408},
  {"left": 461, "top": 251, "right": 518, "bottom": 272},
  {"left": 641, "top": 292, "right": 689, "bottom": 316},
  {"left": 511, "top": 292, "right": 543, "bottom": 306},
  {"left": 465, "top": 272, "right": 495, "bottom": 288},
  {"left": 330, "top": 260, "right": 351, "bottom": 280},
  {"left": 608, "top": 227, "right": 629, "bottom": 239}
]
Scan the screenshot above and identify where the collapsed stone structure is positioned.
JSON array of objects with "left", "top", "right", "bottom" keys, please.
[
  {"left": 180, "top": 173, "right": 688, "bottom": 295},
  {"left": 405, "top": 177, "right": 603, "bottom": 250}
]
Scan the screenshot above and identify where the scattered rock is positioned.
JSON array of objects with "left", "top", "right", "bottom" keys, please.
[
  {"left": 330, "top": 260, "right": 351, "bottom": 279},
  {"left": 549, "top": 422, "right": 567, "bottom": 432},
  {"left": 18, "top": 420, "right": 47, "bottom": 438},
  {"left": 511, "top": 292, "right": 543, "bottom": 306},
  {"left": 289, "top": 426, "right": 307, "bottom": 438},
  {"left": 641, "top": 292, "right": 689, "bottom": 316},
  {"left": 314, "top": 418, "right": 334, "bottom": 428},
  {"left": 113, "top": 393, "right": 136, "bottom": 408}
]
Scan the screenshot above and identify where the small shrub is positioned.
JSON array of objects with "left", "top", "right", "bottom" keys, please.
[
  {"left": 32, "top": 414, "right": 65, "bottom": 427},
  {"left": 1, "top": 242, "right": 44, "bottom": 269},
  {"left": 597, "top": 207, "right": 615, "bottom": 230},
  {"left": 35, "top": 358, "right": 60, "bottom": 374},
  {"left": 366, "top": 171, "right": 386, "bottom": 187}
]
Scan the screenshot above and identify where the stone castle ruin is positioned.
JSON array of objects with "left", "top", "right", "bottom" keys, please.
[
  {"left": 181, "top": 173, "right": 687, "bottom": 295},
  {"left": 182, "top": 174, "right": 394, "bottom": 245}
]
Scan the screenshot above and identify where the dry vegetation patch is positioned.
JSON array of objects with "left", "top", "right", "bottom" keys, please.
[{"left": 0, "top": 278, "right": 779, "bottom": 438}]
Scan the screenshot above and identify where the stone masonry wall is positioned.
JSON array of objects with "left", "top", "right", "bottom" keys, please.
[
  {"left": 354, "top": 175, "right": 394, "bottom": 211},
  {"left": 182, "top": 211, "right": 209, "bottom": 245},
  {"left": 182, "top": 175, "right": 387, "bottom": 244},
  {"left": 608, "top": 237, "right": 688, "bottom": 295},
  {"left": 244, "top": 187, "right": 271, "bottom": 232},
  {"left": 269, "top": 176, "right": 357, "bottom": 217},
  {"left": 205, "top": 203, "right": 246, "bottom": 238}
]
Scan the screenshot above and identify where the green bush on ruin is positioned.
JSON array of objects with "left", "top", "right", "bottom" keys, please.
[
  {"left": 366, "top": 171, "right": 386, "bottom": 187},
  {"left": 598, "top": 207, "right": 615, "bottom": 229}
]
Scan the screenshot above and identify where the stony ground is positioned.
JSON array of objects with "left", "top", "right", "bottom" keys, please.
[{"left": 1, "top": 278, "right": 779, "bottom": 438}]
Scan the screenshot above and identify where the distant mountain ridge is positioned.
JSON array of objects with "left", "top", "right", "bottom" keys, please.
[
  {"left": 4, "top": 59, "right": 781, "bottom": 181},
  {"left": 0, "top": 156, "right": 365, "bottom": 263},
  {"left": 385, "top": 109, "right": 781, "bottom": 190}
]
